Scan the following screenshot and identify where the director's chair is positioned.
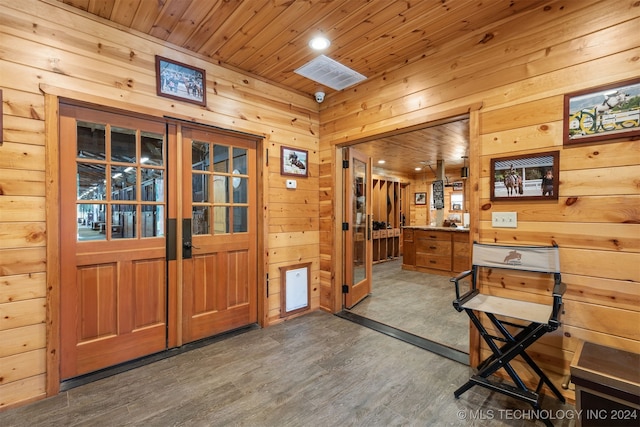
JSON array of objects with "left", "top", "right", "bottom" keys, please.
[{"left": 451, "top": 243, "right": 566, "bottom": 427}]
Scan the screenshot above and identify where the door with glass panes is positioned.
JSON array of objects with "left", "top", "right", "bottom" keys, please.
[
  {"left": 59, "top": 105, "right": 259, "bottom": 379},
  {"left": 180, "top": 127, "right": 258, "bottom": 343},
  {"left": 343, "top": 148, "right": 372, "bottom": 308},
  {"left": 59, "top": 104, "right": 169, "bottom": 379}
]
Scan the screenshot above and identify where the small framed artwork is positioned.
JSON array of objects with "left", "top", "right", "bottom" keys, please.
[
  {"left": 155, "top": 55, "right": 206, "bottom": 106},
  {"left": 415, "top": 192, "right": 426, "bottom": 205},
  {"left": 564, "top": 78, "right": 640, "bottom": 146},
  {"left": 281, "top": 146, "right": 308, "bottom": 177},
  {"left": 490, "top": 151, "right": 559, "bottom": 201}
]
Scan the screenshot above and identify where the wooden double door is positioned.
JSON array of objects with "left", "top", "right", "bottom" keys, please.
[{"left": 59, "top": 104, "right": 258, "bottom": 380}]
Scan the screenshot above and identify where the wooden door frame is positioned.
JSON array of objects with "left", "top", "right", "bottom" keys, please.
[
  {"left": 43, "top": 89, "right": 266, "bottom": 397},
  {"left": 331, "top": 103, "right": 482, "bottom": 364}
]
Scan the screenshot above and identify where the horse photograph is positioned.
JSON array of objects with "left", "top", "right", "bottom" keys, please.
[
  {"left": 490, "top": 151, "right": 559, "bottom": 201},
  {"left": 280, "top": 146, "right": 309, "bottom": 177},
  {"left": 155, "top": 55, "right": 207, "bottom": 106},
  {"left": 565, "top": 78, "right": 640, "bottom": 145},
  {"left": 503, "top": 171, "right": 523, "bottom": 196}
]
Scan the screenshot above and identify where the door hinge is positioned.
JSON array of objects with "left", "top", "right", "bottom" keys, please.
[
  {"left": 342, "top": 222, "right": 349, "bottom": 231},
  {"left": 342, "top": 159, "right": 349, "bottom": 168},
  {"left": 342, "top": 284, "right": 349, "bottom": 293}
]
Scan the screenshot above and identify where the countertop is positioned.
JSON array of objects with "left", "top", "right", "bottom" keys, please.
[{"left": 402, "top": 226, "right": 469, "bottom": 233}]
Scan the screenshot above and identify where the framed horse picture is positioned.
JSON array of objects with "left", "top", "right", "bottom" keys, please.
[
  {"left": 155, "top": 56, "right": 207, "bottom": 106},
  {"left": 281, "top": 146, "right": 308, "bottom": 177},
  {"left": 490, "top": 151, "right": 559, "bottom": 202},
  {"left": 563, "top": 78, "right": 640, "bottom": 146}
]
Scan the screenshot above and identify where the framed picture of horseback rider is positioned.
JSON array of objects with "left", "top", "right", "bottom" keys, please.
[
  {"left": 490, "top": 151, "right": 559, "bottom": 202},
  {"left": 155, "top": 55, "right": 207, "bottom": 106},
  {"left": 563, "top": 78, "right": 640, "bottom": 146},
  {"left": 280, "top": 146, "right": 308, "bottom": 177}
]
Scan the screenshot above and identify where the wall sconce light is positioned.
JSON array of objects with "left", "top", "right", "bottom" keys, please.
[{"left": 461, "top": 156, "right": 469, "bottom": 178}]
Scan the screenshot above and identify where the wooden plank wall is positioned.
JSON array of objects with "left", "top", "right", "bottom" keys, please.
[
  {"left": 0, "top": 0, "right": 319, "bottom": 409},
  {"left": 319, "top": 0, "right": 640, "bottom": 401}
]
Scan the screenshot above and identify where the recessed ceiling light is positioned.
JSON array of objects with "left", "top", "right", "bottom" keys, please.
[
  {"left": 378, "top": 160, "right": 385, "bottom": 164},
  {"left": 415, "top": 167, "right": 422, "bottom": 171},
  {"left": 309, "top": 36, "right": 330, "bottom": 50}
]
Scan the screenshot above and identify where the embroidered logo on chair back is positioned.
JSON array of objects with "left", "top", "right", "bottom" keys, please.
[{"left": 503, "top": 250, "right": 522, "bottom": 265}]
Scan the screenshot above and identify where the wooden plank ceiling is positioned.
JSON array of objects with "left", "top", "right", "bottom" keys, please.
[{"left": 56, "top": 0, "right": 545, "bottom": 175}]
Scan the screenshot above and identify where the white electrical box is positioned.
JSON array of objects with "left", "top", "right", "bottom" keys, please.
[
  {"left": 286, "top": 179, "right": 297, "bottom": 189},
  {"left": 492, "top": 212, "right": 518, "bottom": 228}
]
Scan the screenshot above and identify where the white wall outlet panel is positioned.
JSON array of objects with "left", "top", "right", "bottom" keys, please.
[
  {"left": 492, "top": 212, "right": 518, "bottom": 228},
  {"left": 286, "top": 179, "right": 297, "bottom": 189}
]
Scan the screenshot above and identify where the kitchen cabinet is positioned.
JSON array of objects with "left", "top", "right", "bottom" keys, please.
[{"left": 402, "top": 227, "right": 470, "bottom": 275}]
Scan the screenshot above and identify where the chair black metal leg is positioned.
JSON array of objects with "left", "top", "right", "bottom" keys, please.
[
  {"left": 454, "top": 308, "right": 564, "bottom": 424},
  {"left": 454, "top": 380, "right": 475, "bottom": 399},
  {"left": 518, "top": 351, "right": 566, "bottom": 403}
]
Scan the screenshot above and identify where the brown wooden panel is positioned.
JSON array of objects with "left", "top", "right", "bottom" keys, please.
[
  {"left": 0, "top": 324, "right": 46, "bottom": 358},
  {"left": 228, "top": 250, "right": 249, "bottom": 307},
  {"left": 0, "top": 197, "right": 45, "bottom": 222},
  {"left": 192, "top": 254, "right": 218, "bottom": 315},
  {"left": 132, "top": 259, "right": 166, "bottom": 329},
  {"left": 0, "top": 169, "right": 45, "bottom": 197},
  {"left": 75, "top": 325, "right": 165, "bottom": 376},
  {"left": 0, "top": 298, "right": 46, "bottom": 331},
  {"left": 562, "top": 300, "right": 640, "bottom": 341},
  {"left": 415, "top": 253, "right": 452, "bottom": 271},
  {"left": 563, "top": 325, "right": 640, "bottom": 355},
  {"left": 77, "top": 264, "right": 117, "bottom": 341},
  {"left": 0, "top": 142, "right": 45, "bottom": 171},
  {"left": 0, "top": 223, "right": 46, "bottom": 250},
  {"left": 0, "top": 374, "right": 46, "bottom": 410},
  {"left": 478, "top": 221, "right": 639, "bottom": 253},
  {"left": 452, "top": 237, "right": 470, "bottom": 272},
  {"left": 480, "top": 97, "right": 562, "bottom": 135},
  {"left": 403, "top": 228, "right": 414, "bottom": 241},
  {"left": 479, "top": 195, "right": 640, "bottom": 224},
  {"left": 0, "top": 272, "right": 45, "bottom": 303},
  {"left": 415, "top": 230, "right": 451, "bottom": 241},
  {"left": 563, "top": 274, "right": 639, "bottom": 312},
  {"left": 0, "top": 348, "right": 46, "bottom": 384}
]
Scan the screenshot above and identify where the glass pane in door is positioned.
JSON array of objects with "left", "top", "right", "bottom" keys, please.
[{"left": 352, "top": 157, "right": 367, "bottom": 285}]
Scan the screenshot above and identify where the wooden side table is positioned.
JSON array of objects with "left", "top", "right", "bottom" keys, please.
[{"left": 570, "top": 341, "right": 640, "bottom": 427}]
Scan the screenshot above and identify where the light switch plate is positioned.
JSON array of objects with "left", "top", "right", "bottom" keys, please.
[
  {"left": 286, "top": 179, "right": 297, "bottom": 189},
  {"left": 492, "top": 212, "right": 517, "bottom": 228}
]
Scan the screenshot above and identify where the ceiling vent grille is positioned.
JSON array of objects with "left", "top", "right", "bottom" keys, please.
[{"left": 294, "top": 55, "right": 367, "bottom": 91}]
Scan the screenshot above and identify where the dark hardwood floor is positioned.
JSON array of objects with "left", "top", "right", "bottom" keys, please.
[
  {"left": 347, "top": 259, "right": 469, "bottom": 354},
  {"left": 1, "top": 311, "right": 575, "bottom": 426}
]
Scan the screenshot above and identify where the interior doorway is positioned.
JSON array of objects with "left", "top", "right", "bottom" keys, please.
[
  {"left": 337, "top": 114, "right": 472, "bottom": 361},
  {"left": 58, "top": 102, "right": 261, "bottom": 381}
]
